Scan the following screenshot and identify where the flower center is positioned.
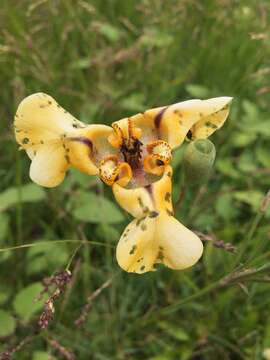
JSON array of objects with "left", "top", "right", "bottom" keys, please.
[
  {"left": 102, "top": 119, "right": 172, "bottom": 187},
  {"left": 119, "top": 137, "right": 143, "bottom": 170}
]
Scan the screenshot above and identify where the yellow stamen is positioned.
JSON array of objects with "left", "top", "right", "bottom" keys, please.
[{"left": 144, "top": 140, "right": 172, "bottom": 176}]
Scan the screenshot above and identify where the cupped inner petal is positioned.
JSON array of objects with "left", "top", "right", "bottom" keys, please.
[
  {"left": 144, "top": 140, "right": 172, "bottom": 176},
  {"left": 99, "top": 155, "right": 132, "bottom": 187},
  {"left": 29, "top": 143, "right": 68, "bottom": 188}
]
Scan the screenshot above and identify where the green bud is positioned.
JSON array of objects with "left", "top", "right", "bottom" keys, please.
[{"left": 183, "top": 139, "right": 216, "bottom": 185}]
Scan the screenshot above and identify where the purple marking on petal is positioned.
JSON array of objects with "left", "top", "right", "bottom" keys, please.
[
  {"left": 145, "top": 184, "right": 154, "bottom": 201},
  {"left": 154, "top": 107, "right": 168, "bottom": 129},
  {"left": 70, "top": 137, "right": 93, "bottom": 151}
]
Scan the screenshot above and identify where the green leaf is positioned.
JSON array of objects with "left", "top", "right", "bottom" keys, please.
[
  {"left": 242, "top": 120, "right": 270, "bottom": 137},
  {"left": 216, "top": 158, "right": 240, "bottom": 178},
  {"left": 69, "top": 57, "right": 90, "bottom": 70},
  {"left": 0, "top": 213, "right": 9, "bottom": 243},
  {"left": 186, "top": 84, "right": 210, "bottom": 98},
  {"left": 256, "top": 146, "right": 270, "bottom": 168},
  {"left": 13, "top": 283, "right": 43, "bottom": 322},
  {"left": 120, "top": 93, "right": 145, "bottom": 112},
  {"left": 0, "top": 250, "right": 12, "bottom": 263},
  {"left": 237, "top": 152, "right": 257, "bottom": 173},
  {"left": 215, "top": 193, "right": 238, "bottom": 221},
  {"left": 26, "top": 241, "right": 69, "bottom": 275},
  {"left": 242, "top": 100, "right": 259, "bottom": 119},
  {"left": 0, "top": 288, "right": 11, "bottom": 305},
  {"left": 234, "top": 191, "right": 263, "bottom": 211},
  {"left": 96, "top": 224, "right": 120, "bottom": 243},
  {"left": 141, "top": 28, "right": 173, "bottom": 47},
  {"left": 72, "top": 192, "right": 125, "bottom": 224},
  {"left": 0, "top": 184, "right": 46, "bottom": 212},
  {"left": 231, "top": 132, "right": 256, "bottom": 148},
  {"left": 98, "top": 23, "right": 122, "bottom": 42},
  {"left": 32, "top": 351, "right": 56, "bottom": 360},
  {"left": 158, "top": 321, "right": 189, "bottom": 342},
  {"left": 0, "top": 310, "right": 16, "bottom": 337}
]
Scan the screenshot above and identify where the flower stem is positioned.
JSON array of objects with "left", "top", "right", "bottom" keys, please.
[
  {"left": 0, "top": 239, "right": 113, "bottom": 253},
  {"left": 65, "top": 243, "right": 83, "bottom": 272},
  {"left": 175, "top": 184, "right": 187, "bottom": 210}
]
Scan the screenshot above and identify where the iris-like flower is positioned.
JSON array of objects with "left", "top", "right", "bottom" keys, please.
[{"left": 14, "top": 93, "right": 232, "bottom": 273}]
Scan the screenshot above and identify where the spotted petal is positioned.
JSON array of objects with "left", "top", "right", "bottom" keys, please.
[
  {"left": 14, "top": 93, "right": 113, "bottom": 186},
  {"left": 140, "top": 97, "right": 233, "bottom": 148},
  {"left": 116, "top": 213, "right": 203, "bottom": 274},
  {"left": 114, "top": 166, "right": 203, "bottom": 273},
  {"left": 116, "top": 217, "right": 157, "bottom": 273},
  {"left": 14, "top": 92, "right": 86, "bottom": 145}
]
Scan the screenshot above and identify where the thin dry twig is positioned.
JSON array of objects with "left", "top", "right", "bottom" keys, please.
[
  {"left": 75, "top": 278, "right": 112, "bottom": 327},
  {"left": 219, "top": 264, "right": 270, "bottom": 288},
  {"left": 0, "top": 336, "right": 34, "bottom": 360},
  {"left": 47, "top": 338, "right": 75, "bottom": 360},
  {"left": 260, "top": 189, "right": 270, "bottom": 213},
  {"left": 195, "top": 231, "right": 237, "bottom": 253}
]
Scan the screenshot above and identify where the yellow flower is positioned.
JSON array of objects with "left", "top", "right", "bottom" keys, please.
[
  {"left": 113, "top": 165, "right": 203, "bottom": 273},
  {"left": 14, "top": 92, "right": 232, "bottom": 273}
]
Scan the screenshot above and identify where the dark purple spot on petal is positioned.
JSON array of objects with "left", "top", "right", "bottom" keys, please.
[
  {"left": 70, "top": 137, "right": 93, "bottom": 151},
  {"left": 154, "top": 107, "right": 168, "bottom": 129}
]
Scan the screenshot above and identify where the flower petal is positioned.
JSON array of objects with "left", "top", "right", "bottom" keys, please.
[
  {"left": 108, "top": 118, "right": 142, "bottom": 148},
  {"left": 150, "top": 165, "right": 173, "bottom": 213},
  {"left": 116, "top": 217, "right": 157, "bottom": 273},
  {"left": 14, "top": 92, "right": 86, "bottom": 146},
  {"left": 144, "top": 140, "right": 172, "bottom": 175},
  {"left": 156, "top": 214, "right": 203, "bottom": 270},
  {"left": 67, "top": 125, "right": 113, "bottom": 175},
  {"left": 29, "top": 144, "right": 68, "bottom": 187},
  {"left": 143, "top": 97, "right": 232, "bottom": 148},
  {"left": 114, "top": 165, "right": 203, "bottom": 273},
  {"left": 113, "top": 183, "right": 155, "bottom": 218},
  {"left": 190, "top": 97, "right": 232, "bottom": 139},
  {"left": 99, "top": 155, "right": 132, "bottom": 186},
  {"left": 14, "top": 93, "right": 114, "bottom": 178}
]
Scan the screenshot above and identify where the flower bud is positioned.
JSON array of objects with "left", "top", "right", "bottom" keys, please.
[{"left": 183, "top": 139, "right": 216, "bottom": 185}]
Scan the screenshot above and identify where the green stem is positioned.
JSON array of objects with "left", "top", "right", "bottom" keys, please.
[
  {"left": 15, "top": 150, "right": 22, "bottom": 245},
  {"left": 139, "top": 262, "right": 270, "bottom": 326},
  {"left": 0, "top": 239, "right": 113, "bottom": 253},
  {"left": 65, "top": 243, "right": 83, "bottom": 271},
  {"left": 234, "top": 211, "right": 264, "bottom": 266},
  {"left": 175, "top": 184, "right": 187, "bottom": 211}
]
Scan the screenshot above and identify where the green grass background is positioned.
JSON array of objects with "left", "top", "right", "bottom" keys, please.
[{"left": 0, "top": 0, "right": 270, "bottom": 359}]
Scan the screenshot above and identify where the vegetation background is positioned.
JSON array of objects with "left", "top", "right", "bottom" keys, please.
[{"left": 0, "top": 0, "right": 270, "bottom": 359}]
